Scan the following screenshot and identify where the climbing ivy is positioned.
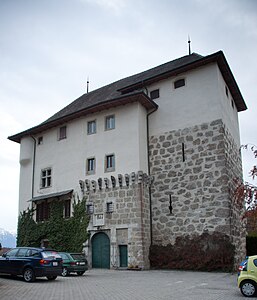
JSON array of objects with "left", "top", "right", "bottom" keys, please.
[{"left": 17, "top": 196, "right": 89, "bottom": 252}]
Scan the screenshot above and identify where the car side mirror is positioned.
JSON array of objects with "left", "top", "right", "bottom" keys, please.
[{"left": 2, "top": 253, "right": 7, "bottom": 258}]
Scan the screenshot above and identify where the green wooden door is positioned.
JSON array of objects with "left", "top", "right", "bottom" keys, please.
[
  {"left": 92, "top": 232, "right": 110, "bottom": 269},
  {"left": 119, "top": 245, "right": 128, "bottom": 267}
]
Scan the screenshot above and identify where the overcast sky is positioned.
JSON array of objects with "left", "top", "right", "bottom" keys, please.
[{"left": 1, "top": 0, "right": 257, "bottom": 232}]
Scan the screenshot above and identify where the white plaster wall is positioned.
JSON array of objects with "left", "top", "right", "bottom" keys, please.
[
  {"left": 148, "top": 63, "right": 241, "bottom": 146},
  {"left": 18, "top": 102, "right": 148, "bottom": 210},
  {"left": 19, "top": 137, "right": 34, "bottom": 211},
  {"left": 216, "top": 67, "right": 241, "bottom": 146}
]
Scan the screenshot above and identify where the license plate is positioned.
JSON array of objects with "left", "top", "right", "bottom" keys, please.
[
  {"left": 53, "top": 262, "right": 58, "bottom": 266},
  {"left": 80, "top": 262, "right": 85, "bottom": 265}
]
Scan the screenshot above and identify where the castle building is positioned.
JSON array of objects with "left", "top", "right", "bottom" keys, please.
[{"left": 9, "top": 51, "right": 247, "bottom": 269}]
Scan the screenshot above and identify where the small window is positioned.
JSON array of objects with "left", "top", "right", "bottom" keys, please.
[
  {"left": 86, "top": 203, "right": 94, "bottom": 214},
  {"left": 38, "top": 136, "right": 43, "bottom": 145},
  {"left": 174, "top": 78, "right": 185, "bottom": 89},
  {"left": 64, "top": 200, "right": 71, "bottom": 218},
  {"left": 106, "top": 202, "right": 114, "bottom": 213},
  {"left": 105, "top": 154, "right": 115, "bottom": 172},
  {"left": 150, "top": 89, "right": 159, "bottom": 100},
  {"left": 87, "top": 157, "right": 95, "bottom": 175},
  {"left": 59, "top": 126, "right": 67, "bottom": 140},
  {"left": 87, "top": 120, "right": 96, "bottom": 135},
  {"left": 41, "top": 168, "right": 52, "bottom": 188},
  {"left": 225, "top": 86, "right": 229, "bottom": 97},
  {"left": 105, "top": 115, "right": 115, "bottom": 130},
  {"left": 231, "top": 99, "right": 234, "bottom": 109}
]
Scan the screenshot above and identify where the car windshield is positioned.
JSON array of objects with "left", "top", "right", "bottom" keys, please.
[
  {"left": 42, "top": 251, "right": 61, "bottom": 259},
  {"left": 71, "top": 254, "right": 85, "bottom": 260}
]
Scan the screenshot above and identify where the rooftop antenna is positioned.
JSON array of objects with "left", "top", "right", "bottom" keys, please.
[
  {"left": 188, "top": 35, "right": 192, "bottom": 55},
  {"left": 86, "top": 77, "right": 89, "bottom": 93}
]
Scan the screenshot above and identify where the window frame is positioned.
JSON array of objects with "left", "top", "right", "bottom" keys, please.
[
  {"left": 105, "top": 115, "right": 115, "bottom": 131},
  {"left": 105, "top": 154, "right": 115, "bottom": 172},
  {"left": 106, "top": 201, "right": 114, "bottom": 213},
  {"left": 58, "top": 125, "right": 67, "bottom": 140},
  {"left": 87, "top": 120, "right": 97, "bottom": 135},
  {"left": 174, "top": 78, "right": 185, "bottom": 89},
  {"left": 150, "top": 89, "right": 160, "bottom": 100},
  {"left": 86, "top": 157, "right": 96, "bottom": 175},
  {"left": 41, "top": 168, "right": 52, "bottom": 189},
  {"left": 86, "top": 203, "right": 94, "bottom": 214}
]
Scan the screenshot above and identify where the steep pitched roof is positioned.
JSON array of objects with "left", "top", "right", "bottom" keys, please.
[{"left": 8, "top": 51, "right": 247, "bottom": 143}]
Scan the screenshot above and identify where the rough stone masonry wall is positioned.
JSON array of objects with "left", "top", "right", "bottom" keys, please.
[
  {"left": 223, "top": 126, "right": 246, "bottom": 266},
  {"left": 83, "top": 174, "right": 151, "bottom": 269},
  {"left": 149, "top": 119, "right": 245, "bottom": 270}
]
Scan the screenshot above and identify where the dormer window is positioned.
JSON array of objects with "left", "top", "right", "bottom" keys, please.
[{"left": 174, "top": 78, "right": 185, "bottom": 89}]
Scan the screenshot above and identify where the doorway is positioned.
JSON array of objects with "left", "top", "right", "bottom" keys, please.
[
  {"left": 119, "top": 245, "right": 128, "bottom": 267},
  {"left": 92, "top": 232, "right": 110, "bottom": 269}
]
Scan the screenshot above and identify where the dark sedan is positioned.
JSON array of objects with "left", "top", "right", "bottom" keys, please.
[
  {"left": 0, "top": 247, "right": 62, "bottom": 282},
  {"left": 59, "top": 252, "right": 88, "bottom": 276}
]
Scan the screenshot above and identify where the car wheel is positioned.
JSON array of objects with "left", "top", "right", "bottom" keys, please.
[
  {"left": 240, "top": 280, "right": 256, "bottom": 297},
  {"left": 77, "top": 271, "right": 85, "bottom": 276},
  {"left": 23, "top": 268, "right": 35, "bottom": 282},
  {"left": 62, "top": 267, "right": 68, "bottom": 277},
  {"left": 47, "top": 276, "right": 57, "bottom": 281}
]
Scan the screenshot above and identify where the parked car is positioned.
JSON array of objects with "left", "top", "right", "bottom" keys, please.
[
  {"left": 238, "top": 255, "right": 257, "bottom": 297},
  {"left": 0, "top": 247, "right": 62, "bottom": 282},
  {"left": 59, "top": 252, "right": 88, "bottom": 276}
]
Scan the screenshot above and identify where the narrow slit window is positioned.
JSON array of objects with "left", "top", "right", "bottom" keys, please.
[
  {"left": 225, "top": 86, "right": 229, "bottom": 97},
  {"left": 182, "top": 143, "right": 185, "bottom": 162}
]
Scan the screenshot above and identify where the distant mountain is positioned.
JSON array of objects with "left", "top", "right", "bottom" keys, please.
[{"left": 0, "top": 228, "right": 16, "bottom": 248}]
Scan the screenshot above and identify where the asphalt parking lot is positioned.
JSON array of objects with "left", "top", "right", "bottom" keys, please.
[{"left": 0, "top": 269, "right": 247, "bottom": 300}]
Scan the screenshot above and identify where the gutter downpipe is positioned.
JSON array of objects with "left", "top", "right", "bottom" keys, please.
[
  {"left": 147, "top": 106, "right": 158, "bottom": 246},
  {"left": 30, "top": 136, "right": 36, "bottom": 203}
]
